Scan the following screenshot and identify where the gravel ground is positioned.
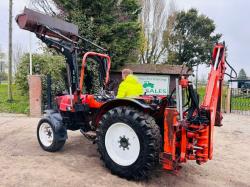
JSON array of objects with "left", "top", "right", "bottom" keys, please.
[{"left": 0, "top": 114, "right": 249, "bottom": 187}]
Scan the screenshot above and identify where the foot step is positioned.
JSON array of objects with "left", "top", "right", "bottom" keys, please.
[{"left": 80, "top": 129, "right": 96, "bottom": 140}]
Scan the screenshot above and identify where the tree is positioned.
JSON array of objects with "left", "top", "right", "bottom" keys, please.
[
  {"left": 164, "top": 8, "right": 222, "bottom": 68},
  {"left": 51, "top": 0, "right": 142, "bottom": 69},
  {"left": 139, "top": 0, "right": 177, "bottom": 64},
  {"left": 238, "top": 69, "right": 247, "bottom": 80},
  {"left": 15, "top": 53, "right": 66, "bottom": 107},
  {"left": 30, "top": 0, "right": 57, "bottom": 15},
  {"left": 139, "top": 0, "right": 168, "bottom": 64},
  {"left": 0, "top": 72, "right": 8, "bottom": 84},
  {"left": 15, "top": 53, "right": 66, "bottom": 94},
  {"left": 0, "top": 47, "right": 5, "bottom": 84},
  {"left": 0, "top": 47, "right": 4, "bottom": 60}
]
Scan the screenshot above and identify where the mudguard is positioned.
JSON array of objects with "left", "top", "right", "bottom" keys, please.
[
  {"left": 94, "top": 98, "right": 154, "bottom": 126},
  {"left": 39, "top": 110, "right": 68, "bottom": 141}
]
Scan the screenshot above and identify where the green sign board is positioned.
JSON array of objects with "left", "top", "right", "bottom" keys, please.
[{"left": 136, "top": 74, "right": 170, "bottom": 95}]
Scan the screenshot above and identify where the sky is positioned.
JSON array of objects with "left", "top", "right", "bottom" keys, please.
[
  {"left": 0, "top": 0, "right": 250, "bottom": 77},
  {"left": 0, "top": 0, "right": 39, "bottom": 54},
  {"left": 175, "top": 0, "right": 250, "bottom": 78}
]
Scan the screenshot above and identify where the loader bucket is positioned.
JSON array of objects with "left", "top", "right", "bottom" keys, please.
[{"left": 16, "top": 7, "right": 79, "bottom": 41}]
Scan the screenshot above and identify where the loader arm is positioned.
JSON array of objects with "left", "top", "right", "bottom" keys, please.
[
  {"left": 37, "top": 34, "right": 79, "bottom": 93},
  {"left": 16, "top": 7, "right": 109, "bottom": 99}
]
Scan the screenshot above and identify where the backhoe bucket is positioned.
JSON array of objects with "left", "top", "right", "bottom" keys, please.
[{"left": 16, "top": 8, "right": 78, "bottom": 40}]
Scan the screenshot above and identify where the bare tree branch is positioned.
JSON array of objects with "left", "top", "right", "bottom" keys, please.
[
  {"left": 30, "top": 0, "right": 57, "bottom": 16},
  {"left": 140, "top": 0, "right": 169, "bottom": 64},
  {"left": 12, "top": 43, "right": 26, "bottom": 75}
]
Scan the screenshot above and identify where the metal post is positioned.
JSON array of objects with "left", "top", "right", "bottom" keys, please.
[
  {"left": 230, "top": 87, "right": 232, "bottom": 113},
  {"left": 8, "top": 0, "right": 13, "bottom": 101},
  {"left": 195, "top": 65, "right": 198, "bottom": 90},
  {"left": 226, "top": 86, "right": 231, "bottom": 114},
  {"left": 176, "top": 79, "right": 180, "bottom": 113},
  {"left": 47, "top": 74, "right": 52, "bottom": 109},
  {"left": 179, "top": 84, "right": 183, "bottom": 121}
]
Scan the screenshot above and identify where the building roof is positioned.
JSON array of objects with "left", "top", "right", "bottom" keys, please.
[{"left": 112, "top": 64, "right": 193, "bottom": 75}]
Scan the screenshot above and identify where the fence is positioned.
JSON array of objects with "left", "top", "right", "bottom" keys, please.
[
  {"left": 230, "top": 88, "right": 250, "bottom": 115},
  {"left": 42, "top": 74, "right": 57, "bottom": 111},
  {"left": 197, "top": 84, "right": 250, "bottom": 115}
]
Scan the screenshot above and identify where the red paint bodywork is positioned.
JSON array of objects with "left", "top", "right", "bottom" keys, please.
[
  {"left": 57, "top": 52, "right": 111, "bottom": 112},
  {"left": 161, "top": 43, "right": 227, "bottom": 170},
  {"left": 57, "top": 94, "right": 104, "bottom": 112},
  {"left": 79, "top": 52, "right": 111, "bottom": 92},
  {"left": 56, "top": 43, "right": 226, "bottom": 172}
]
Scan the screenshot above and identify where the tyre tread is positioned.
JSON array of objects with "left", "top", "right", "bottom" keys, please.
[{"left": 97, "top": 106, "right": 161, "bottom": 180}]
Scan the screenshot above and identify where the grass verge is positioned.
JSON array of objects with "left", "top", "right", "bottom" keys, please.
[
  {"left": 0, "top": 84, "right": 29, "bottom": 114},
  {"left": 231, "top": 97, "right": 250, "bottom": 111}
]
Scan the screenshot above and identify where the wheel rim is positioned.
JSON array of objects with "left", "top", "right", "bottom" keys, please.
[
  {"left": 105, "top": 122, "right": 140, "bottom": 166},
  {"left": 39, "top": 122, "right": 54, "bottom": 147}
]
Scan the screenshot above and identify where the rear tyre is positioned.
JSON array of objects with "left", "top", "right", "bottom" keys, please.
[
  {"left": 37, "top": 119, "right": 66, "bottom": 152},
  {"left": 97, "top": 107, "right": 161, "bottom": 180}
]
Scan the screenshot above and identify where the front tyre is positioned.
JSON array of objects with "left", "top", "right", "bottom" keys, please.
[
  {"left": 37, "top": 119, "right": 65, "bottom": 152},
  {"left": 97, "top": 107, "right": 161, "bottom": 180}
]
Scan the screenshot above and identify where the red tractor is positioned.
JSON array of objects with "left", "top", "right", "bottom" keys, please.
[{"left": 16, "top": 9, "right": 236, "bottom": 180}]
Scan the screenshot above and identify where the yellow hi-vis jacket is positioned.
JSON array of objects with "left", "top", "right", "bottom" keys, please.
[{"left": 116, "top": 74, "right": 143, "bottom": 98}]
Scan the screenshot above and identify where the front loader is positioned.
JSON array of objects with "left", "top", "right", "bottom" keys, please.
[{"left": 16, "top": 9, "right": 236, "bottom": 180}]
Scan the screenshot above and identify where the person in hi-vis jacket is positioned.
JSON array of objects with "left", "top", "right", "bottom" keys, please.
[{"left": 116, "top": 69, "right": 143, "bottom": 98}]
